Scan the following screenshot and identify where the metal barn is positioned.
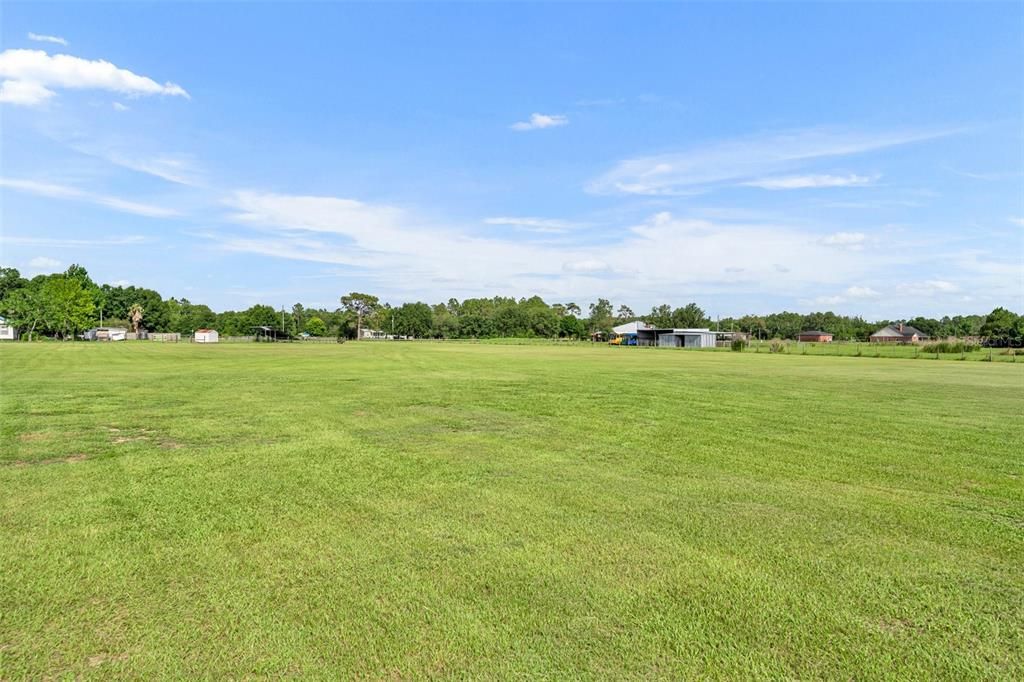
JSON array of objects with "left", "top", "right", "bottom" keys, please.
[{"left": 637, "top": 328, "right": 717, "bottom": 349}]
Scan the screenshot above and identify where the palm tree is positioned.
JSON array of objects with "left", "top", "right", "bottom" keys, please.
[{"left": 128, "top": 303, "right": 144, "bottom": 334}]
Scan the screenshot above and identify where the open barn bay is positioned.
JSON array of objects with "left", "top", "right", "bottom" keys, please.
[{"left": 1, "top": 342, "right": 1022, "bottom": 678}]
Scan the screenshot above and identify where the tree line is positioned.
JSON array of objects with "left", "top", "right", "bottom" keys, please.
[{"left": 1, "top": 264, "right": 1021, "bottom": 346}]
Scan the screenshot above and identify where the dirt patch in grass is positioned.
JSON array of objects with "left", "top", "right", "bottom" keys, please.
[
  {"left": 159, "top": 439, "right": 184, "bottom": 450},
  {"left": 879, "top": 618, "right": 924, "bottom": 635},
  {"left": 112, "top": 436, "right": 148, "bottom": 444},
  {"left": 17, "top": 432, "right": 50, "bottom": 442},
  {"left": 87, "top": 652, "right": 129, "bottom": 667}
]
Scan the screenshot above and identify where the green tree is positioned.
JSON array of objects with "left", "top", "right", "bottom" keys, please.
[
  {"left": 672, "top": 302, "right": 708, "bottom": 328},
  {"left": 340, "top": 292, "right": 380, "bottom": 339},
  {"left": 394, "top": 302, "right": 433, "bottom": 338},
  {"left": 4, "top": 284, "right": 46, "bottom": 341},
  {"left": 646, "top": 304, "right": 673, "bottom": 328},
  {"left": 291, "top": 303, "right": 306, "bottom": 335},
  {"left": 588, "top": 298, "right": 613, "bottom": 334},
  {"left": 245, "top": 304, "right": 279, "bottom": 329},
  {"left": 980, "top": 307, "right": 1023, "bottom": 347},
  {"left": 305, "top": 316, "right": 327, "bottom": 337},
  {"left": 0, "top": 267, "right": 27, "bottom": 302},
  {"left": 42, "top": 276, "right": 95, "bottom": 340}
]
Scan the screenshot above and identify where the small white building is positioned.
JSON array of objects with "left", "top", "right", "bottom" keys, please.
[
  {"left": 194, "top": 329, "right": 219, "bottom": 343},
  {"left": 0, "top": 316, "right": 17, "bottom": 341}
]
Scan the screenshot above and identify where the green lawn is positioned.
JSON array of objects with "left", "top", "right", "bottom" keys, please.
[{"left": 1, "top": 342, "right": 1022, "bottom": 678}]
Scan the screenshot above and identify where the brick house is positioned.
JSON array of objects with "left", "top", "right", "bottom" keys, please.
[
  {"left": 797, "top": 330, "right": 833, "bottom": 343},
  {"left": 869, "top": 323, "right": 928, "bottom": 344}
]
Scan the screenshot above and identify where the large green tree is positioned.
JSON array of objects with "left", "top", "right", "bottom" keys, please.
[
  {"left": 305, "top": 316, "right": 327, "bottom": 337},
  {"left": 4, "top": 284, "right": 46, "bottom": 341},
  {"left": 42, "top": 276, "right": 95, "bottom": 340},
  {"left": 588, "top": 299, "right": 613, "bottom": 334},
  {"left": 393, "top": 302, "right": 433, "bottom": 338},
  {"left": 672, "top": 302, "right": 709, "bottom": 329},
  {"left": 980, "top": 307, "right": 1023, "bottom": 347},
  {"left": 0, "top": 267, "right": 27, "bottom": 301},
  {"left": 340, "top": 293, "right": 380, "bottom": 339}
]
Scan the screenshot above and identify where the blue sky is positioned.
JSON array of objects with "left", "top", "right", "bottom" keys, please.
[{"left": 1, "top": 2, "right": 1021, "bottom": 317}]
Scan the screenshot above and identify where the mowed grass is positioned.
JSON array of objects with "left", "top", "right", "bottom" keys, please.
[{"left": 1, "top": 342, "right": 1022, "bottom": 679}]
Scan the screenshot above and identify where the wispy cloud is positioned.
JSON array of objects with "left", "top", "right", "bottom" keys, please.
[
  {"left": 27, "top": 33, "right": 68, "bottom": 46},
  {"left": 574, "top": 98, "right": 624, "bottom": 107},
  {"left": 0, "top": 177, "right": 179, "bottom": 218},
  {"left": 587, "top": 127, "right": 955, "bottom": 195},
  {"left": 112, "top": 101, "right": 129, "bottom": 111},
  {"left": 901, "top": 279, "right": 960, "bottom": 296},
  {"left": 510, "top": 113, "right": 568, "bottom": 131},
  {"left": 64, "top": 138, "right": 203, "bottom": 186},
  {"left": 562, "top": 259, "right": 612, "bottom": 274},
  {"left": 4, "top": 235, "right": 148, "bottom": 248},
  {"left": 29, "top": 256, "right": 62, "bottom": 269},
  {"left": 0, "top": 48, "right": 189, "bottom": 107},
  {"left": 104, "top": 152, "right": 200, "bottom": 186},
  {"left": 742, "top": 174, "right": 876, "bottom": 190},
  {"left": 484, "top": 216, "right": 584, "bottom": 233},
  {"left": 820, "top": 231, "right": 867, "bottom": 250},
  {"left": 212, "top": 190, "right": 884, "bottom": 304}
]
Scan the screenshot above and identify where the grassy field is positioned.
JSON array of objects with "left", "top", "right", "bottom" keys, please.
[{"left": 1, "top": 342, "right": 1022, "bottom": 678}]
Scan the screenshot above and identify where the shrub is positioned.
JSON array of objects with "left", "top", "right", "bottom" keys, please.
[
  {"left": 769, "top": 339, "right": 786, "bottom": 354},
  {"left": 730, "top": 338, "right": 747, "bottom": 352},
  {"left": 921, "top": 341, "right": 980, "bottom": 354}
]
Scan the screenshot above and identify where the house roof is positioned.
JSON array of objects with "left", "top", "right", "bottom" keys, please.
[
  {"left": 612, "top": 321, "right": 651, "bottom": 335},
  {"left": 872, "top": 324, "right": 927, "bottom": 338},
  {"left": 799, "top": 330, "right": 831, "bottom": 336},
  {"left": 196, "top": 328, "right": 216, "bottom": 333}
]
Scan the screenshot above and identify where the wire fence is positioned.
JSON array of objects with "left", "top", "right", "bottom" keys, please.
[{"left": 738, "top": 340, "right": 1018, "bottom": 363}]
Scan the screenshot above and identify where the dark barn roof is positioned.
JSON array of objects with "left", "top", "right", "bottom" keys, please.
[{"left": 872, "top": 324, "right": 927, "bottom": 339}]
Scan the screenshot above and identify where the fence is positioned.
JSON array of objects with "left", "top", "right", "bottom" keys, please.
[{"left": 741, "top": 340, "right": 1018, "bottom": 363}]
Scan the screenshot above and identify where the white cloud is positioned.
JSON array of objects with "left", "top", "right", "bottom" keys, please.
[
  {"left": 28, "top": 33, "right": 68, "bottom": 46},
  {"left": 29, "top": 256, "right": 61, "bottom": 269},
  {"left": 0, "top": 177, "right": 179, "bottom": 218},
  {"left": 66, "top": 141, "right": 202, "bottom": 186},
  {"left": 0, "top": 48, "right": 189, "bottom": 107},
  {"left": 562, "top": 259, "right": 611, "bottom": 274},
  {"left": 807, "top": 285, "right": 879, "bottom": 307},
  {"left": 0, "top": 79, "right": 55, "bottom": 105},
  {"left": 484, "top": 216, "right": 583, "bottom": 233},
  {"left": 821, "top": 231, "right": 867, "bottom": 250},
  {"left": 587, "top": 127, "right": 954, "bottom": 195},
  {"left": 112, "top": 101, "right": 128, "bottom": 111},
  {"left": 4, "top": 235, "right": 147, "bottom": 248},
  {"left": 510, "top": 113, "right": 568, "bottom": 131},
  {"left": 1010, "top": 217, "right": 1024, "bottom": 227},
  {"left": 844, "top": 286, "right": 879, "bottom": 298},
  {"left": 209, "top": 192, "right": 961, "bottom": 309},
  {"left": 896, "top": 280, "right": 961, "bottom": 298},
  {"left": 106, "top": 153, "right": 198, "bottom": 185},
  {"left": 743, "top": 174, "right": 876, "bottom": 190}
]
